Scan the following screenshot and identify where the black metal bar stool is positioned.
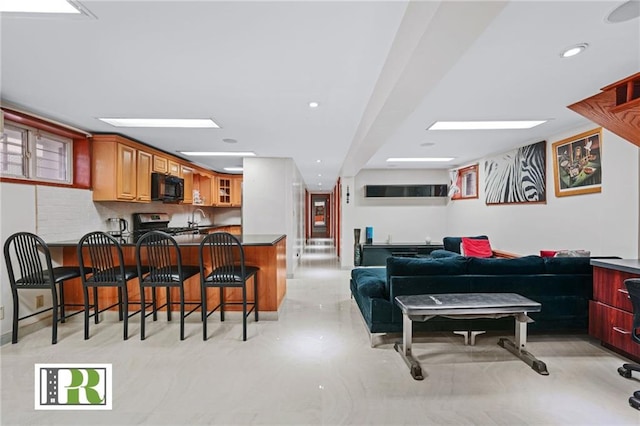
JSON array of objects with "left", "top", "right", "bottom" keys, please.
[
  {"left": 3, "top": 232, "right": 86, "bottom": 344},
  {"left": 199, "top": 232, "right": 259, "bottom": 341},
  {"left": 77, "top": 231, "right": 147, "bottom": 340},
  {"left": 135, "top": 231, "right": 200, "bottom": 340}
]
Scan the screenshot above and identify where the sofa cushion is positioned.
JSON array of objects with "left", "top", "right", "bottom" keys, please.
[
  {"left": 461, "top": 237, "right": 493, "bottom": 258},
  {"left": 351, "top": 267, "right": 386, "bottom": 299},
  {"left": 430, "top": 249, "right": 464, "bottom": 259},
  {"left": 544, "top": 257, "right": 592, "bottom": 275},
  {"left": 443, "top": 235, "right": 488, "bottom": 254},
  {"left": 467, "top": 255, "right": 545, "bottom": 275},
  {"left": 387, "top": 256, "right": 468, "bottom": 278}
]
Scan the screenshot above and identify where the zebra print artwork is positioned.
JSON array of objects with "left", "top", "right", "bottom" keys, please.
[{"left": 484, "top": 141, "right": 546, "bottom": 204}]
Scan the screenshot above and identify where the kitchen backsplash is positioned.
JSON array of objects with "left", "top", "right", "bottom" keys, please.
[{"left": 35, "top": 186, "right": 240, "bottom": 241}]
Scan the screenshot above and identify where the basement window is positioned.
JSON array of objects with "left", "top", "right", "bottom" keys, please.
[{"left": 1, "top": 122, "right": 72, "bottom": 184}]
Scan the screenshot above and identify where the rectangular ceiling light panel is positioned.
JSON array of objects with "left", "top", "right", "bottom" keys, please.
[
  {"left": 428, "top": 120, "right": 546, "bottom": 130},
  {"left": 180, "top": 152, "right": 255, "bottom": 157},
  {"left": 386, "top": 157, "right": 454, "bottom": 162},
  {"left": 98, "top": 118, "right": 220, "bottom": 128},
  {"left": 0, "top": 0, "right": 81, "bottom": 13}
]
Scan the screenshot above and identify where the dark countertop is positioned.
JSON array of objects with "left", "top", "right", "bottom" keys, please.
[
  {"left": 48, "top": 233, "right": 285, "bottom": 247},
  {"left": 590, "top": 258, "right": 640, "bottom": 275}
]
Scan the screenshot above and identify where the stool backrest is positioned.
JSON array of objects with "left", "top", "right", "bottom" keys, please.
[
  {"left": 199, "top": 232, "right": 246, "bottom": 282},
  {"left": 135, "top": 231, "right": 182, "bottom": 283},
  {"left": 625, "top": 278, "right": 640, "bottom": 345},
  {"left": 3, "top": 232, "right": 54, "bottom": 287},
  {"left": 77, "top": 231, "right": 125, "bottom": 282}
]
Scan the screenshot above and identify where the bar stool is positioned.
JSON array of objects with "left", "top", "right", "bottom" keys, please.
[
  {"left": 199, "top": 232, "right": 259, "bottom": 341},
  {"left": 135, "top": 231, "right": 200, "bottom": 340},
  {"left": 77, "top": 231, "right": 146, "bottom": 340},
  {"left": 3, "top": 232, "right": 86, "bottom": 344}
]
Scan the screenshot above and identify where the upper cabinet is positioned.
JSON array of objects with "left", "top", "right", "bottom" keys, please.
[
  {"left": 92, "top": 135, "right": 151, "bottom": 202},
  {"left": 231, "top": 177, "right": 243, "bottom": 207},
  {"left": 168, "top": 160, "right": 181, "bottom": 177},
  {"left": 137, "top": 150, "right": 152, "bottom": 202},
  {"left": 91, "top": 134, "right": 242, "bottom": 204},
  {"left": 181, "top": 165, "right": 194, "bottom": 204},
  {"left": 153, "top": 155, "right": 168, "bottom": 173},
  {"left": 215, "top": 176, "right": 232, "bottom": 206}
]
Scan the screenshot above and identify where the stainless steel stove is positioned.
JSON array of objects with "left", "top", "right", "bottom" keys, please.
[{"left": 132, "top": 213, "right": 198, "bottom": 240}]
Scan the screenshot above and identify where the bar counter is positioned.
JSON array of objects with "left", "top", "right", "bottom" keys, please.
[{"left": 48, "top": 234, "right": 287, "bottom": 318}]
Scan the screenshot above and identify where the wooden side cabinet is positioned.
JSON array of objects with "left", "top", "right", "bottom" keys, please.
[
  {"left": 216, "top": 177, "right": 232, "bottom": 206},
  {"left": 589, "top": 265, "right": 640, "bottom": 361}
]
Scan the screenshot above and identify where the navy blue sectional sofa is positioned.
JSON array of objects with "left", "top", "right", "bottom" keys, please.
[{"left": 350, "top": 254, "right": 594, "bottom": 337}]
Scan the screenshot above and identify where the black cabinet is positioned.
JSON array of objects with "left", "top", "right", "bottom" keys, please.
[{"left": 360, "top": 243, "right": 444, "bottom": 266}]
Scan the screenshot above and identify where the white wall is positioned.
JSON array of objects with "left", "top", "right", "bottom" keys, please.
[
  {"left": 446, "top": 127, "right": 639, "bottom": 258},
  {"left": 243, "top": 157, "right": 305, "bottom": 277},
  {"left": 340, "top": 169, "right": 449, "bottom": 267},
  {"left": 0, "top": 182, "right": 241, "bottom": 340}
]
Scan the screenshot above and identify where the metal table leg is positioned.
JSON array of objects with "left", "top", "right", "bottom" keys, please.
[
  {"left": 394, "top": 314, "right": 424, "bottom": 380},
  {"left": 497, "top": 313, "right": 549, "bottom": 375}
]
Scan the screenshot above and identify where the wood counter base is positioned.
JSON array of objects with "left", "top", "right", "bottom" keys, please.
[{"left": 56, "top": 235, "right": 287, "bottom": 318}]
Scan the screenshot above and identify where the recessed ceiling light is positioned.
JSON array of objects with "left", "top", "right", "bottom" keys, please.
[
  {"left": 309, "top": 102, "right": 319, "bottom": 108},
  {"left": 318, "top": 182, "right": 322, "bottom": 186},
  {"left": 318, "top": 174, "right": 322, "bottom": 177},
  {"left": 428, "top": 120, "right": 546, "bottom": 130},
  {"left": 606, "top": 1, "right": 640, "bottom": 23},
  {"left": 222, "top": 138, "right": 238, "bottom": 144},
  {"left": 420, "top": 142, "right": 435, "bottom": 147},
  {"left": 98, "top": 118, "right": 220, "bottom": 128},
  {"left": 560, "top": 43, "right": 589, "bottom": 58},
  {"left": 0, "top": 0, "right": 81, "bottom": 13},
  {"left": 224, "top": 167, "right": 244, "bottom": 172},
  {"left": 316, "top": 159, "right": 321, "bottom": 163},
  {"left": 386, "top": 157, "right": 454, "bottom": 162},
  {"left": 179, "top": 151, "right": 256, "bottom": 157}
]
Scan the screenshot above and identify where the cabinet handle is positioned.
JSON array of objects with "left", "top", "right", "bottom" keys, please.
[
  {"left": 617, "top": 288, "right": 629, "bottom": 295},
  {"left": 613, "top": 326, "right": 631, "bottom": 335}
]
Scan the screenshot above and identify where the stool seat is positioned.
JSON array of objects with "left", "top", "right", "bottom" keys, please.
[
  {"left": 142, "top": 265, "right": 199, "bottom": 284},
  {"left": 16, "top": 266, "right": 83, "bottom": 287},
  {"left": 204, "top": 265, "right": 259, "bottom": 283}
]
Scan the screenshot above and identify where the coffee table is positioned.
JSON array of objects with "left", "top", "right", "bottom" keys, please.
[{"left": 394, "top": 293, "right": 548, "bottom": 380}]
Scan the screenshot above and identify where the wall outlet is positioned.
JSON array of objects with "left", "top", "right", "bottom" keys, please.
[
  {"left": 0, "top": 306, "right": 4, "bottom": 320},
  {"left": 36, "top": 295, "right": 44, "bottom": 309}
]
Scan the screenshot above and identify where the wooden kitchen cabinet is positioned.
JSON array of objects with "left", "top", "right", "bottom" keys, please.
[
  {"left": 92, "top": 135, "right": 151, "bottom": 202},
  {"left": 181, "top": 165, "right": 194, "bottom": 204},
  {"left": 168, "top": 160, "right": 181, "bottom": 177},
  {"left": 193, "top": 173, "right": 212, "bottom": 206},
  {"left": 136, "top": 150, "right": 152, "bottom": 202},
  {"left": 231, "top": 177, "right": 243, "bottom": 206},
  {"left": 216, "top": 176, "right": 232, "bottom": 206},
  {"left": 153, "top": 155, "right": 168, "bottom": 173}
]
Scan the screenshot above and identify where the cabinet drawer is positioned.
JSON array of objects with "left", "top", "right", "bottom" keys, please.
[
  {"left": 589, "top": 301, "right": 640, "bottom": 359},
  {"left": 593, "top": 267, "right": 638, "bottom": 311}
]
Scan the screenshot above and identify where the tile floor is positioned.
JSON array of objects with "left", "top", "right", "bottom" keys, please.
[{"left": 1, "top": 239, "right": 639, "bottom": 425}]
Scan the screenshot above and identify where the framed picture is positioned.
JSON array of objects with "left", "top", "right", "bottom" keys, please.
[
  {"left": 451, "top": 164, "right": 478, "bottom": 200},
  {"left": 484, "top": 140, "right": 546, "bottom": 204},
  {"left": 552, "top": 128, "right": 602, "bottom": 197}
]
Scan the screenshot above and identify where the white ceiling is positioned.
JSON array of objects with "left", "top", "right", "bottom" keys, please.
[{"left": 1, "top": 1, "right": 638, "bottom": 192}]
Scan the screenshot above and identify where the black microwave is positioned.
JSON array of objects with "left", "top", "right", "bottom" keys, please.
[{"left": 151, "top": 172, "right": 184, "bottom": 202}]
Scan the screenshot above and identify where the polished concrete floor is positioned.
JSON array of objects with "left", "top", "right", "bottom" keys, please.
[{"left": 1, "top": 240, "right": 640, "bottom": 425}]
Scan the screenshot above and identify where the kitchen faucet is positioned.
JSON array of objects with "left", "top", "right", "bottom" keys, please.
[{"left": 189, "top": 208, "right": 207, "bottom": 228}]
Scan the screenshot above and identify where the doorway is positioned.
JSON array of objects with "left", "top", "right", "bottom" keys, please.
[{"left": 310, "top": 194, "right": 330, "bottom": 238}]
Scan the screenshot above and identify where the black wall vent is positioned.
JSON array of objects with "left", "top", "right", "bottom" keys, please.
[{"left": 364, "top": 184, "right": 448, "bottom": 198}]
